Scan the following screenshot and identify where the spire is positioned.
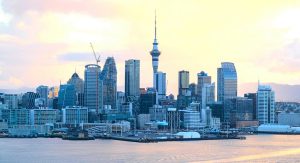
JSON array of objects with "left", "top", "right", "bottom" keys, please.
[{"left": 155, "top": 9, "right": 157, "bottom": 40}]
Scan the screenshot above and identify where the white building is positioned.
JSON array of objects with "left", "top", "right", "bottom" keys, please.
[
  {"left": 137, "top": 114, "right": 150, "bottom": 129},
  {"left": 62, "top": 106, "right": 88, "bottom": 125},
  {"left": 201, "top": 83, "right": 215, "bottom": 109},
  {"left": 201, "top": 107, "right": 212, "bottom": 127},
  {"left": 149, "top": 105, "right": 166, "bottom": 121},
  {"left": 183, "top": 111, "right": 202, "bottom": 129},
  {"left": 257, "top": 84, "right": 275, "bottom": 124},
  {"left": 154, "top": 72, "right": 166, "bottom": 99},
  {"left": 30, "top": 109, "right": 57, "bottom": 125}
]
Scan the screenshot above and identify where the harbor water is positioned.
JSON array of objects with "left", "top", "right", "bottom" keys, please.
[{"left": 1, "top": 135, "right": 300, "bottom": 162}]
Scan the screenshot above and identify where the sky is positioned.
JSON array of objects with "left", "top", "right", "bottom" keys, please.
[{"left": 1, "top": 0, "right": 300, "bottom": 96}]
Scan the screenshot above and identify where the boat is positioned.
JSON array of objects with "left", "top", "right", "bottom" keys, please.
[{"left": 62, "top": 127, "right": 95, "bottom": 140}]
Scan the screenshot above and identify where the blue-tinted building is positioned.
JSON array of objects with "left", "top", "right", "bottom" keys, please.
[
  {"left": 84, "top": 64, "right": 103, "bottom": 113},
  {"left": 217, "top": 62, "right": 237, "bottom": 122},
  {"left": 102, "top": 57, "right": 117, "bottom": 110},
  {"left": 58, "top": 84, "right": 76, "bottom": 109}
]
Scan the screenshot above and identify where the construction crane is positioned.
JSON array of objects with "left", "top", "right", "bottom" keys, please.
[{"left": 90, "top": 42, "right": 101, "bottom": 65}]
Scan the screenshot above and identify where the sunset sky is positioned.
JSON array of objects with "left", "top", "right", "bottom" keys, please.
[{"left": 1, "top": 0, "right": 300, "bottom": 96}]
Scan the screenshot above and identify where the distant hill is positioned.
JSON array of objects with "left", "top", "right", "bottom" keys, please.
[
  {"left": 0, "top": 87, "right": 34, "bottom": 94},
  {"left": 239, "top": 83, "right": 300, "bottom": 102}
]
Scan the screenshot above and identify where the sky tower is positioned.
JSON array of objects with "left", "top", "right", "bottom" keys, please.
[{"left": 150, "top": 11, "right": 161, "bottom": 75}]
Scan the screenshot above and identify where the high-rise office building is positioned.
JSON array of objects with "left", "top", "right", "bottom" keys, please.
[
  {"left": 154, "top": 71, "right": 166, "bottom": 99},
  {"left": 102, "top": 57, "right": 117, "bottom": 110},
  {"left": 197, "top": 71, "right": 211, "bottom": 102},
  {"left": 36, "top": 85, "right": 48, "bottom": 107},
  {"left": 58, "top": 84, "right": 76, "bottom": 109},
  {"left": 201, "top": 83, "right": 215, "bottom": 109},
  {"left": 224, "top": 97, "right": 253, "bottom": 127},
  {"left": 244, "top": 93, "right": 257, "bottom": 120},
  {"left": 178, "top": 70, "right": 189, "bottom": 96},
  {"left": 150, "top": 12, "right": 161, "bottom": 87},
  {"left": 217, "top": 62, "right": 237, "bottom": 122},
  {"left": 257, "top": 84, "right": 275, "bottom": 124},
  {"left": 67, "top": 72, "right": 84, "bottom": 106},
  {"left": 125, "top": 59, "right": 140, "bottom": 101},
  {"left": 22, "top": 92, "right": 40, "bottom": 109},
  {"left": 139, "top": 88, "right": 157, "bottom": 114},
  {"left": 217, "top": 62, "right": 237, "bottom": 102},
  {"left": 84, "top": 64, "right": 103, "bottom": 113}
]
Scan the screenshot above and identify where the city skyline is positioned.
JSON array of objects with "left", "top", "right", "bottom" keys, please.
[{"left": 1, "top": 1, "right": 300, "bottom": 96}]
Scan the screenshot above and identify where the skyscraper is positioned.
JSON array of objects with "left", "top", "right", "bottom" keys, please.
[
  {"left": 257, "top": 84, "right": 275, "bottom": 124},
  {"left": 154, "top": 71, "right": 166, "bottom": 99},
  {"left": 67, "top": 72, "right": 84, "bottom": 106},
  {"left": 22, "top": 92, "right": 40, "bottom": 109},
  {"left": 58, "top": 84, "right": 76, "bottom": 109},
  {"left": 150, "top": 12, "right": 161, "bottom": 81},
  {"left": 125, "top": 59, "right": 140, "bottom": 101},
  {"left": 102, "top": 57, "right": 117, "bottom": 109},
  {"left": 201, "top": 83, "right": 215, "bottom": 109},
  {"left": 178, "top": 70, "right": 190, "bottom": 96},
  {"left": 84, "top": 64, "right": 103, "bottom": 113},
  {"left": 36, "top": 85, "right": 48, "bottom": 107},
  {"left": 197, "top": 71, "right": 211, "bottom": 102},
  {"left": 217, "top": 62, "right": 237, "bottom": 122}
]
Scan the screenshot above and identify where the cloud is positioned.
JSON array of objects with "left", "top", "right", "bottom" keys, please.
[
  {"left": 58, "top": 52, "right": 93, "bottom": 62},
  {"left": 257, "top": 39, "right": 300, "bottom": 73},
  {"left": 1, "top": 0, "right": 123, "bottom": 18}
]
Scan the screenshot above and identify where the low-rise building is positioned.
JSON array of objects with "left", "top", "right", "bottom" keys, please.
[
  {"left": 30, "top": 109, "right": 57, "bottom": 125},
  {"left": 278, "top": 112, "right": 300, "bottom": 127},
  {"left": 62, "top": 106, "right": 88, "bottom": 125}
]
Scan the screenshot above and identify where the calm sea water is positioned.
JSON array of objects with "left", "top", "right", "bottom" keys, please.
[{"left": 1, "top": 135, "right": 300, "bottom": 163}]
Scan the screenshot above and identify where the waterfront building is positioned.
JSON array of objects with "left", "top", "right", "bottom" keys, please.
[
  {"left": 30, "top": 109, "right": 57, "bottom": 125},
  {"left": 36, "top": 85, "right": 48, "bottom": 107},
  {"left": 62, "top": 106, "right": 88, "bottom": 125},
  {"left": 137, "top": 114, "right": 150, "bottom": 129},
  {"left": 257, "top": 85, "right": 275, "bottom": 124},
  {"left": 102, "top": 57, "right": 117, "bottom": 110},
  {"left": 9, "top": 109, "right": 30, "bottom": 126},
  {"left": 183, "top": 110, "right": 202, "bottom": 129},
  {"left": 244, "top": 93, "right": 257, "bottom": 120},
  {"left": 167, "top": 108, "right": 180, "bottom": 133},
  {"left": 217, "top": 62, "right": 237, "bottom": 122},
  {"left": 22, "top": 92, "right": 40, "bottom": 109},
  {"left": 154, "top": 71, "right": 166, "bottom": 99},
  {"left": 197, "top": 71, "right": 212, "bottom": 102},
  {"left": 4, "top": 94, "right": 18, "bottom": 109},
  {"left": 84, "top": 64, "right": 103, "bottom": 113},
  {"left": 58, "top": 84, "right": 76, "bottom": 109},
  {"left": 125, "top": 59, "right": 140, "bottom": 101},
  {"left": 149, "top": 105, "right": 166, "bottom": 121},
  {"left": 278, "top": 112, "right": 300, "bottom": 126},
  {"left": 67, "top": 72, "right": 84, "bottom": 106}
]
